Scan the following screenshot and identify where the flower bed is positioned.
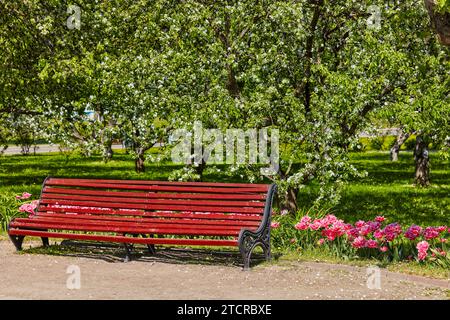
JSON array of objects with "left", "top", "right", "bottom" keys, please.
[
  {"left": 271, "top": 212, "right": 449, "bottom": 267},
  {"left": 0, "top": 192, "right": 36, "bottom": 231}
]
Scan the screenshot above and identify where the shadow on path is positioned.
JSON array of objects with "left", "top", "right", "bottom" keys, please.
[{"left": 22, "top": 240, "right": 280, "bottom": 269}]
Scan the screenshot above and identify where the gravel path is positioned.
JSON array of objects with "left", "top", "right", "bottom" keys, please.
[
  {"left": 1, "top": 144, "right": 124, "bottom": 155},
  {"left": 0, "top": 240, "right": 448, "bottom": 300}
]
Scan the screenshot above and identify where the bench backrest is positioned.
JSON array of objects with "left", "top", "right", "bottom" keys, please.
[{"left": 36, "top": 178, "right": 272, "bottom": 228}]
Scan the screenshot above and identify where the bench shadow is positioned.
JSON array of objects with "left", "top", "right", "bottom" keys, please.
[{"left": 25, "top": 240, "right": 279, "bottom": 269}]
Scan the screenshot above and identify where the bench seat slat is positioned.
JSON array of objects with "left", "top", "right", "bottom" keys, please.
[
  {"left": 39, "top": 199, "right": 264, "bottom": 214},
  {"left": 11, "top": 220, "right": 244, "bottom": 236},
  {"left": 45, "top": 181, "right": 268, "bottom": 194},
  {"left": 8, "top": 229, "right": 239, "bottom": 247},
  {"left": 38, "top": 207, "right": 263, "bottom": 221},
  {"left": 41, "top": 194, "right": 265, "bottom": 208},
  {"left": 36, "top": 212, "right": 261, "bottom": 227},
  {"left": 15, "top": 216, "right": 255, "bottom": 231},
  {"left": 47, "top": 178, "right": 266, "bottom": 189},
  {"left": 43, "top": 187, "right": 267, "bottom": 200}
]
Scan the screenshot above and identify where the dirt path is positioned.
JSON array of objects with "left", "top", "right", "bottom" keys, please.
[
  {"left": 0, "top": 240, "right": 448, "bottom": 300},
  {"left": 1, "top": 144, "right": 124, "bottom": 155}
]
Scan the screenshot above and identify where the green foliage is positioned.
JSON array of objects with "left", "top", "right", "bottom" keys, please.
[
  {"left": 358, "top": 135, "right": 420, "bottom": 151},
  {"left": 1, "top": 0, "right": 449, "bottom": 207},
  {"left": 436, "top": 0, "right": 450, "bottom": 12},
  {"left": 0, "top": 192, "right": 28, "bottom": 232},
  {"left": 403, "top": 135, "right": 417, "bottom": 150},
  {"left": 369, "top": 136, "right": 395, "bottom": 151}
]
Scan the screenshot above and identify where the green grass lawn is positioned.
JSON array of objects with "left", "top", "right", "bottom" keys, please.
[
  {"left": 0, "top": 150, "right": 448, "bottom": 226},
  {"left": 299, "top": 151, "right": 450, "bottom": 226}
]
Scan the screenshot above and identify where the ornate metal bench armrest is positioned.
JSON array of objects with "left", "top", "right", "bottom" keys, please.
[{"left": 238, "top": 184, "right": 277, "bottom": 270}]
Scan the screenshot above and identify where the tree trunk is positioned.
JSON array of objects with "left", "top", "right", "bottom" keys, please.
[
  {"left": 424, "top": 0, "right": 450, "bottom": 46},
  {"left": 194, "top": 159, "right": 206, "bottom": 181},
  {"left": 414, "top": 135, "right": 430, "bottom": 186},
  {"left": 135, "top": 150, "right": 145, "bottom": 173},
  {"left": 284, "top": 187, "right": 299, "bottom": 213},
  {"left": 390, "top": 129, "right": 411, "bottom": 161},
  {"left": 103, "top": 144, "right": 113, "bottom": 163}
]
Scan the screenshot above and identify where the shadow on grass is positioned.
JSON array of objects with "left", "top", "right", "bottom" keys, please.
[{"left": 22, "top": 240, "right": 279, "bottom": 269}]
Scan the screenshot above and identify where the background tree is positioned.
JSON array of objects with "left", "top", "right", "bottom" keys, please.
[{"left": 425, "top": 0, "right": 450, "bottom": 45}]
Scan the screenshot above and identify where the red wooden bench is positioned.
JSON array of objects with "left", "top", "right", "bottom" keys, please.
[{"left": 8, "top": 177, "right": 277, "bottom": 269}]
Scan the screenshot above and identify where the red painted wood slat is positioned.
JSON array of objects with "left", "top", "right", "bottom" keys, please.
[
  {"left": 41, "top": 193, "right": 265, "bottom": 208},
  {"left": 45, "top": 181, "right": 267, "bottom": 194},
  {"left": 10, "top": 220, "right": 242, "bottom": 236},
  {"left": 15, "top": 216, "right": 252, "bottom": 232},
  {"left": 8, "top": 229, "right": 239, "bottom": 246},
  {"left": 43, "top": 187, "right": 267, "bottom": 200},
  {"left": 36, "top": 212, "right": 261, "bottom": 227},
  {"left": 39, "top": 199, "right": 264, "bottom": 214},
  {"left": 47, "top": 177, "right": 268, "bottom": 189},
  {"left": 38, "top": 207, "right": 262, "bottom": 221}
]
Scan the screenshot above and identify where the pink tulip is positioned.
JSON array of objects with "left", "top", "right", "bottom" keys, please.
[
  {"left": 374, "top": 230, "right": 384, "bottom": 240},
  {"left": 300, "top": 215, "right": 311, "bottom": 224},
  {"left": 294, "top": 222, "right": 308, "bottom": 230},
  {"left": 346, "top": 227, "right": 359, "bottom": 239},
  {"left": 423, "top": 227, "right": 439, "bottom": 240},
  {"left": 366, "top": 239, "right": 378, "bottom": 248},
  {"left": 416, "top": 241, "right": 429, "bottom": 261},
  {"left": 404, "top": 225, "right": 422, "bottom": 240},
  {"left": 416, "top": 240, "right": 429, "bottom": 252},
  {"left": 16, "top": 192, "right": 32, "bottom": 200},
  {"left": 18, "top": 200, "right": 38, "bottom": 215},
  {"left": 309, "top": 220, "right": 321, "bottom": 230},
  {"left": 271, "top": 222, "right": 280, "bottom": 229},
  {"left": 383, "top": 223, "right": 402, "bottom": 241},
  {"left": 367, "top": 221, "right": 381, "bottom": 232},
  {"left": 359, "top": 225, "right": 371, "bottom": 236},
  {"left": 355, "top": 220, "right": 365, "bottom": 228},
  {"left": 418, "top": 251, "right": 428, "bottom": 260},
  {"left": 351, "top": 236, "right": 366, "bottom": 249}
]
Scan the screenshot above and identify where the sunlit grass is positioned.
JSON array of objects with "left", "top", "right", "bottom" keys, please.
[{"left": 298, "top": 151, "right": 450, "bottom": 225}]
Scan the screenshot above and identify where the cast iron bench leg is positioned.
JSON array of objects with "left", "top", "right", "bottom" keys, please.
[
  {"left": 148, "top": 244, "right": 156, "bottom": 254},
  {"left": 123, "top": 243, "right": 132, "bottom": 262},
  {"left": 141, "top": 234, "right": 156, "bottom": 254},
  {"left": 41, "top": 237, "right": 49, "bottom": 247},
  {"left": 239, "top": 228, "right": 271, "bottom": 271},
  {"left": 9, "top": 235, "right": 25, "bottom": 251}
]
